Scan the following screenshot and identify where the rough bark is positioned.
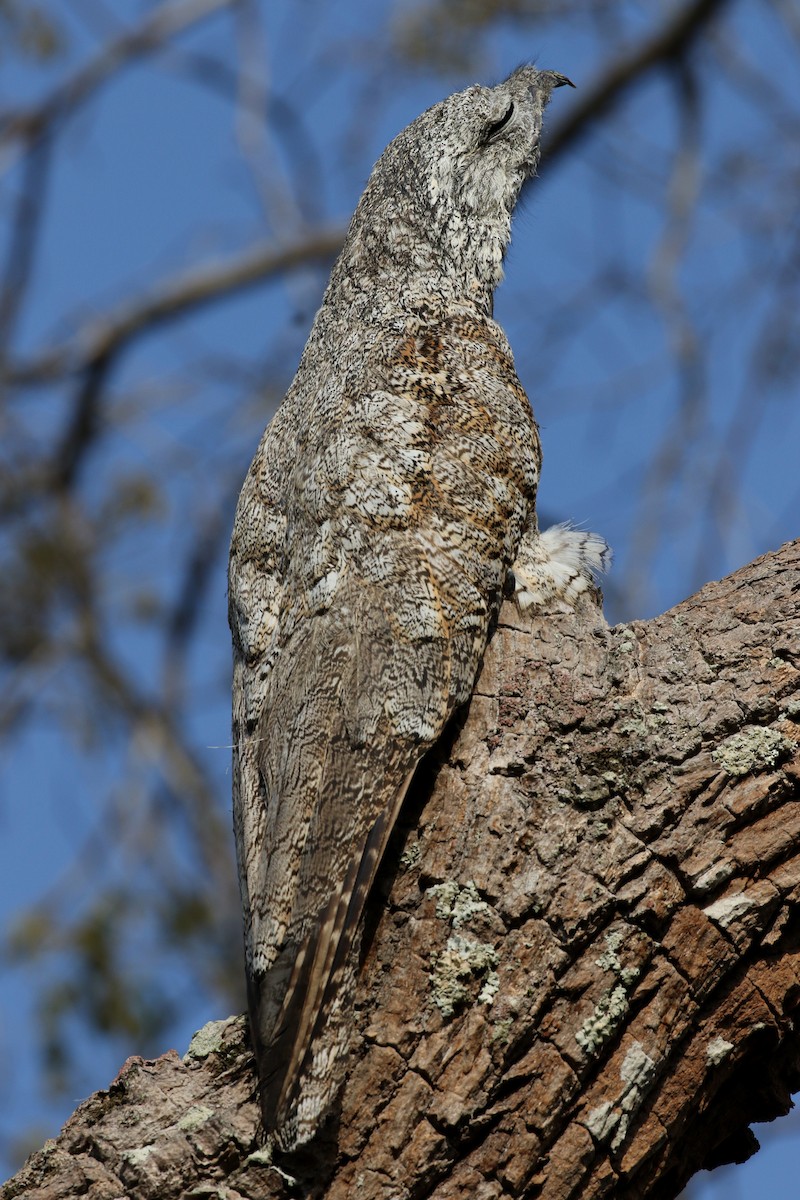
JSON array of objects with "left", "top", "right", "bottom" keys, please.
[{"left": 5, "top": 539, "right": 800, "bottom": 1200}]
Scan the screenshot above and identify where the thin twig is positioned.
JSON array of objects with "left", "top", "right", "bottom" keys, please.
[
  {"left": 0, "top": 136, "right": 52, "bottom": 355},
  {"left": 0, "top": 0, "right": 237, "bottom": 169},
  {"left": 544, "top": 0, "right": 732, "bottom": 160}
]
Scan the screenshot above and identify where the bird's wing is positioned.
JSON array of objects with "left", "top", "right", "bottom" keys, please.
[
  {"left": 248, "top": 536, "right": 455, "bottom": 1148},
  {"left": 231, "top": 309, "right": 540, "bottom": 1150},
  {"left": 229, "top": 404, "right": 294, "bottom": 1001},
  {"left": 229, "top": 380, "right": 460, "bottom": 1148}
]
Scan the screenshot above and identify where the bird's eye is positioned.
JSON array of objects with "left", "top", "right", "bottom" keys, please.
[{"left": 483, "top": 102, "right": 515, "bottom": 144}]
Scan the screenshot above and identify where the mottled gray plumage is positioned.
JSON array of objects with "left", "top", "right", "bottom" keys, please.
[{"left": 228, "top": 65, "right": 609, "bottom": 1152}]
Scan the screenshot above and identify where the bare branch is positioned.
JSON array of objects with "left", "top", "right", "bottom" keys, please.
[
  {"left": 0, "top": 137, "right": 52, "bottom": 355},
  {"left": 162, "top": 491, "right": 238, "bottom": 710},
  {"left": 51, "top": 355, "right": 112, "bottom": 491},
  {"left": 0, "top": 0, "right": 238, "bottom": 168},
  {"left": 545, "top": 0, "right": 733, "bottom": 161},
  {"left": 5, "top": 229, "right": 345, "bottom": 387},
  {"left": 79, "top": 623, "right": 235, "bottom": 912}
]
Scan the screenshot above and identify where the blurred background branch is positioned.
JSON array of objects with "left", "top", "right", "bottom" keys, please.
[
  {"left": 4, "top": 228, "right": 345, "bottom": 383},
  {"left": 0, "top": 0, "right": 237, "bottom": 164}
]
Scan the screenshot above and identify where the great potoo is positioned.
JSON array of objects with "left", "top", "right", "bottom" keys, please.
[{"left": 228, "top": 65, "right": 609, "bottom": 1153}]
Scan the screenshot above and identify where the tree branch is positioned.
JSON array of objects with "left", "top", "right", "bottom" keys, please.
[
  {"left": 0, "top": 0, "right": 237, "bottom": 163},
  {"left": 0, "top": 136, "right": 52, "bottom": 355},
  {"left": 545, "top": 0, "right": 732, "bottom": 160},
  {"left": 6, "top": 539, "right": 800, "bottom": 1199},
  {"left": 5, "top": 229, "right": 346, "bottom": 387}
]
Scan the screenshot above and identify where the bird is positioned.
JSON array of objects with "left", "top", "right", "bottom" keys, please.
[{"left": 228, "top": 64, "right": 609, "bottom": 1154}]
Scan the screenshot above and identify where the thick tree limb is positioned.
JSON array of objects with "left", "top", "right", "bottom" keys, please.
[{"left": 5, "top": 539, "right": 800, "bottom": 1200}]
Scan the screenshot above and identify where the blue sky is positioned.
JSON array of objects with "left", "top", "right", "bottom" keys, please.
[{"left": 1, "top": 1, "right": 798, "bottom": 1193}]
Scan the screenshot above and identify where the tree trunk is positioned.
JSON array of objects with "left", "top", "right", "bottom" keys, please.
[{"left": 5, "top": 540, "right": 800, "bottom": 1200}]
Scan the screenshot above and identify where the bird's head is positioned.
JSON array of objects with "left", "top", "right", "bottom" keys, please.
[
  {"left": 419, "top": 66, "right": 574, "bottom": 222},
  {"left": 335, "top": 66, "right": 574, "bottom": 312}
]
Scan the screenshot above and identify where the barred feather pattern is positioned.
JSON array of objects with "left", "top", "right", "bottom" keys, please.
[{"left": 228, "top": 65, "right": 609, "bottom": 1152}]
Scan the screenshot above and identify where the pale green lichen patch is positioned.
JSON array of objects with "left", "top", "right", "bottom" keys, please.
[
  {"left": 706, "top": 1036, "right": 734, "bottom": 1065},
  {"left": 619, "top": 719, "right": 648, "bottom": 738},
  {"left": 400, "top": 840, "right": 421, "bottom": 870},
  {"left": 589, "top": 819, "right": 611, "bottom": 841},
  {"left": 694, "top": 860, "right": 734, "bottom": 893},
  {"left": 178, "top": 1104, "right": 215, "bottom": 1131},
  {"left": 576, "top": 984, "right": 629, "bottom": 1055},
  {"left": 620, "top": 1041, "right": 656, "bottom": 1092},
  {"left": 612, "top": 1042, "right": 657, "bottom": 1150},
  {"left": 430, "top": 933, "right": 499, "bottom": 1018},
  {"left": 427, "top": 880, "right": 501, "bottom": 1017},
  {"left": 596, "top": 930, "right": 640, "bottom": 988},
  {"left": 492, "top": 1016, "right": 514, "bottom": 1045},
  {"left": 426, "top": 879, "right": 494, "bottom": 928},
  {"left": 596, "top": 930, "right": 624, "bottom": 973},
  {"left": 584, "top": 1041, "right": 657, "bottom": 1148},
  {"left": 712, "top": 725, "right": 792, "bottom": 776},
  {"left": 124, "top": 1145, "right": 155, "bottom": 1166},
  {"left": 427, "top": 880, "right": 459, "bottom": 919},
  {"left": 585, "top": 1100, "right": 617, "bottom": 1142},
  {"left": 184, "top": 1017, "right": 234, "bottom": 1061},
  {"left": 478, "top": 967, "right": 501, "bottom": 1006},
  {"left": 703, "top": 892, "right": 754, "bottom": 927}
]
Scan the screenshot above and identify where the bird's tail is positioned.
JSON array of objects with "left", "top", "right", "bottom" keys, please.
[{"left": 250, "top": 763, "right": 417, "bottom": 1151}]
